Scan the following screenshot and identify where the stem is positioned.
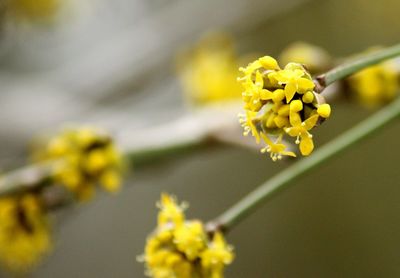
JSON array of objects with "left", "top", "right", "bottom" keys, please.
[
  {"left": 0, "top": 107, "right": 242, "bottom": 199},
  {"left": 318, "top": 43, "right": 400, "bottom": 87},
  {"left": 209, "top": 96, "right": 400, "bottom": 232},
  {"left": 0, "top": 136, "right": 207, "bottom": 198},
  {"left": 0, "top": 162, "right": 56, "bottom": 197}
]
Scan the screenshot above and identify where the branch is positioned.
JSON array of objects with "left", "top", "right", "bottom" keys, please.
[
  {"left": 208, "top": 95, "right": 400, "bottom": 232},
  {"left": 316, "top": 43, "right": 400, "bottom": 88}
]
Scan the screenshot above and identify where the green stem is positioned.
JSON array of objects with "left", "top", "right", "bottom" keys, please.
[
  {"left": 318, "top": 43, "right": 400, "bottom": 86},
  {"left": 210, "top": 96, "right": 400, "bottom": 231}
]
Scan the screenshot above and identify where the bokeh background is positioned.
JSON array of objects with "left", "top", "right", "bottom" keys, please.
[{"left": 0, "top": 0, "right": 399, "bottom": 277}]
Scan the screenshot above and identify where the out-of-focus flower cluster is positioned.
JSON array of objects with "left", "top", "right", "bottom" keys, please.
[
  {"left": 347, "top": 58, "right": 400, "bottom": 107},
  {"left": 4, "top": 0, "right": 60, "bottom": 22},
  {"left": 177, "top": 33, "right": 243, "bottom": 106},
  {"left": 0, "top": 194, "right": 52, "bottom": 273},
  {"left": 238, "top": 55, "right": 331, "bottom": 160},
  {"left": 141, "top": 194, "right": 234, "bottom": 278},
  {"left": 279, "top": 41, "right": 332, "bottom": 74},
  {"left": 32, "top": 126, "right": 123, "bottom": 201}
]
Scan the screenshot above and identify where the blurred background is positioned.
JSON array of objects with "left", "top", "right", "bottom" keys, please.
[{"left": 0, "top": 0, "right": 400, "bottom": 277}]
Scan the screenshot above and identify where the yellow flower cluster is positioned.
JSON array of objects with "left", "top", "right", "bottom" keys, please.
[
  {"left": 0, "top": 194, "right": 52, "bottom": 273},
  {"left": 7, "top": 0, "right": 60, "bottom": 22},
  {"left": 33, "top": 127, "right": 123, "bottom": 201},
  {"left": 142, "top": 194, "right": 234, "bottom": 278},
  {"left": 348, "top": 60, "right": 399, "bottom": 107},
  {"left": 279, "top": 41, "right": 332, "bottom": 74},
  {"left": 238, "top": 56, "right": 331, "bottom": 160},
  {"left": 177, "top": 33, "right": 243, "bottom": 105}
]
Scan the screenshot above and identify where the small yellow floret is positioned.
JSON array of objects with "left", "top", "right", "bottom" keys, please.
[
  {"left": 174, "top": 221, "right": 206, "bottom": 261},
  {"left": 259, "top": 56, "right": 279, "bottom": 70},
  {"left": 317, "top": 104, "right": 331, "bottom": 118},
  {"left": 290, "top": 100, "right": 303, "bottom": 112},
  {"left": 32, "top": 126, "right": 123, "bottom": 201},
  {"left": 0, "top": 194, "right": 52, "bottom": 273},
  {"left": 302, "top": 91, "right": 315, "bottom": 103},
  {"left": 142, "top": 194, "right": 234, "bottom": 278},
  {"left": 157, "top": 194, "right": 185, "bottom": 226}
]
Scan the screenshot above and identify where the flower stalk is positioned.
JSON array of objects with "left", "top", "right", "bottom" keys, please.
[
  {"left": 0, "top": 135, "right": 208, "bottom": 199},
  {"left": 317, "top": 43, "right": 400, "bottom": 88},
  {"left": 208, "top": 95, "right": 400, "bottom": 232}
]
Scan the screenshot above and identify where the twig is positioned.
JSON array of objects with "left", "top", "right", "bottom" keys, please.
[{"left": 207, "top": 95, "right": 400, "bottom": 232}]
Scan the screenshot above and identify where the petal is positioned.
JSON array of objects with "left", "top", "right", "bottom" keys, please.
[
  {"left": 260, "top": 133, "right": 273, "bottom": 146},
  {"left": 285, "top": 82, "right": 297, "bottom": 102},
  {"left": 303, "top": 115, "right": 319, "bottom": 130},
  {"left": 297, "top": 78, "right": 315, "bottom": 91},
  {"left": 259, "top": 56, "right": 279, "bottom": 70},
  {"left": 260, "top": 89, "right": 274, "bottom": 100},
  {"left": 285, "top": 127, "right": 299, "bottom": 137},
  {"left": 255, "top": 71, "right": 264, "bottom": 87},
  {"left": 282, "top": 151, "right": 297, "bottom": 157},
  {"left": 299, "top": 134, "right": 314, "bottom": 155},
  {"left": 289, "top": 111, "right": 302, "bottom": 126},
  {"left": 293, "top": 69, "right": 305, "bottom": 78}
]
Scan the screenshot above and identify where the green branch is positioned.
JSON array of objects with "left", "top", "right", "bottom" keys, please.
[
  {"left": 0, "top": 134, "right": 209, "bottom": 198},
  {"left": 317, "top": 43, "right": 400, "bottom": 87},
  {"left": 209, "top": 96, "right": 400, "bottom": 231}
]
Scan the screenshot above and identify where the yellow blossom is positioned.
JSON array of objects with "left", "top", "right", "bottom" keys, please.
[
  {"left": 200, "top": 232, "right": 234, "bottom": 278},
  {"left": 141, "top": 194, "right": 234, "bottom": 278},
  {"left": 238, "top": 111, "right": 261, "bottom": 143},
  {"left": 279, "top": 41, "right": 332, "bottom": 74},
  {"left": 0, "top": 194, "right": 52, "bottom": 273},
  {"left": 285, "top": 112, "right": 319, "bottom": 156},
  {"left": 173, "top": 221, "right": 207, "bottom": 261},
  {"left": 7, "top": 0, "right": 60, "bottom": 22},
  {"left": 32, "top": 126, "right": 123, "bottom": 201},
  {"left": 238, "top": 55, "right": 332, "bottom": 160},
  {"left": 260, "top": 133, "right": 296, "bottom": 161},
  {"left": 157, "top": 193, "right": 185, "bottom": 226},
  {"left": 348, "top": 60, "right": 399, "bottom": 107},
  {"left": 177, "top": 33, "right": 243, "bottom": 105},
  {"left": 268, "top": 63, "right": 315, "bottom": 102}
]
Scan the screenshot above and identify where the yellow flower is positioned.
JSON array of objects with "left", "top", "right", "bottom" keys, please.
[
  {"left": 279, "top": 41, "right": 332, "bottom": 74},
  {"left": 241, "top": 71, "right": 274, "bottom": 111},
  {"left": 173, "top": 221, "right": 207, "bottom": 261},
  {"left": 260, "top": 133, "right": 296, "bottom": 161},
  {"left": 285, "top": 113, "right": 319, "bottom": 156},
  {"left": 238, "top": 55, "right": 332, "bottom": 160},
  {"left": 177, "top": 33, "right": 243, "bottom": 105},
  {"left": 200, "top": 232, "right": 234, "bottom": 278},
  {"left": 157, "top": 193, "right": 185, "bottom": 226},
  {"left": 268, "top": 63, "right": 315, "bottom": 102},
  {"left": 8, "top": 0, "right": 60, "bottom": 22},
  {"left": 141, "top": 194, "right": 234, "bottom": 278},
  {"left": 32, "top": 126, "right": 123, "bottom": 201},
  {"left": 238, "top": 111, "right": 261, "bottom": 143},
  {"left": 348, "top": 60, "right": 399, "bottom": 107},
  {"left": 0, "top": 194, "right": 52, "bottom": 273}
]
